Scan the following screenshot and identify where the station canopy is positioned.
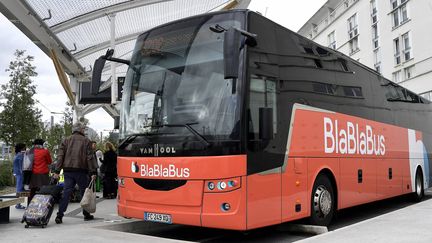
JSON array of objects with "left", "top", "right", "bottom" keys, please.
[{"left": 0, "top": 0, "right": 250, "bottom": 118}]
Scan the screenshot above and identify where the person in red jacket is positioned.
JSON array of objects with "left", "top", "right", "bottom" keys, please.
[{"left": 28, "top": 138, "right": 53, "bottom": 202}]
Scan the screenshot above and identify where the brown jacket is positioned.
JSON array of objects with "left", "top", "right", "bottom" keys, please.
[{"left": 56, "top": 132, "right": 97, "bottom": 174}]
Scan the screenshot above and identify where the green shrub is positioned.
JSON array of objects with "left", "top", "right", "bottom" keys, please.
[{"left": 0, "top": 160, "right": 13, "bottom": 187}]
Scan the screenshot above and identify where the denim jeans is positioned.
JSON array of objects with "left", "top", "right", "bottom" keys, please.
[
  {"left": 57, "top": 171, "right": 91, "bottom": 218},
  {"left": 15, "top": 174, "right": 24, "bottom": 193}
]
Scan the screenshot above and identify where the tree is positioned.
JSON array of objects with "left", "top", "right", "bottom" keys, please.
[
  {"left": 105, "top": 131, "right": 119, "bottom": 147},
  {"left": 39, "top": 122, "right": 64, "bottom": 159},
  {"left": 61, "top": 101, "right": 73, "bottom": 137},
  {"left": 0, "top": 50, "right": 42, "bottom": 146}
]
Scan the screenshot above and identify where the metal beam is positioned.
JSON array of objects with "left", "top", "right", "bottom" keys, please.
[
  {"left": 51, "top": 0, "right": 172, "bottom": 34},
  {"left": 50, "top": 49, "right": 76, "bottom": 107},
  {"left": 102, "top": 104, "right": 120, "bottom": 117},
  {"left": 81, "top": 104, "right": 103, "bottom": 115},
  {"left": 232, "top": 0, "right": 251, "bottom": 9},
  {"left": 74, "top": 32, "right": 137, "bottom": 60},
  {"left": 75, "top": 0, "right": 251, "bottom": 60},
  {"left": 0, "top": 0, "right": 87, "bottom": 78}
]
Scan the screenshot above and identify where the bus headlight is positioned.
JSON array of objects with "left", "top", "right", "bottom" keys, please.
[
  {"left": 208, "top": 182, "right": 215, "bottom": 190},
  {"left": 204, "top": 177, "right": 241, "bottom": 193},
  {"left": 218, "top": 181, "right": 227, "bottom": 190},
  {"left": 118, "top": 177, "right": 125, "bottom": 187}
]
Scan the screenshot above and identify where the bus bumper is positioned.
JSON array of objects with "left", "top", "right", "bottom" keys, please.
[{"left": 117, "top": 177, "right": 247, "bottom": 230}]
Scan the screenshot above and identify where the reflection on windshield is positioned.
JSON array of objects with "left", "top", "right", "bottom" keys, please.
[{"left": 119, "top": 14, "right": 241, "bottom": 140}]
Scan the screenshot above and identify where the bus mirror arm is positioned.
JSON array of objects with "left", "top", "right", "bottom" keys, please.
[
  {"left": 91, "top": 49, "right": 130, "bottom": 95},
  {"left": 236, "top": 28, "right": 257, "bottom": 47}
]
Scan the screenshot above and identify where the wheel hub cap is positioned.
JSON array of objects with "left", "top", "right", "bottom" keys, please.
[{"left": 314, "top": 185, "right": 332, "bottom": 217}]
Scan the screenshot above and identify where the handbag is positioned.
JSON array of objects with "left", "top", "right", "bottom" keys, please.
[
  {"left": 22, "top": 150, "right": 33, "bottom": 171},
  {"left": 80, "top": 178, "right": 96, "bottom": 213}
]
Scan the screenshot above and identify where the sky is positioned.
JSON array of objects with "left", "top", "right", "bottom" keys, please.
[{"left": 0, "top": 0, "right": 326, "bottom": 136}]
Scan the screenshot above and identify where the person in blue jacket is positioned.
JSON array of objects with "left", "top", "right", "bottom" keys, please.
[{"left": 13, "top": 143, "right": 26, "bottom": 209}]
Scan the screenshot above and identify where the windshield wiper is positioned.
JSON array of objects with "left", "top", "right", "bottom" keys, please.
[
  {"left": 150, "top": 122, "right": 210, "bottom": 147},
  {"left": 119, "top": 131, "right": 174, "bottom": 148}
]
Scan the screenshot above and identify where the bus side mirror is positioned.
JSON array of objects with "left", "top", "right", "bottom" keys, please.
[
  {"left": 223, "top": 28, "right": 257, "bottom": 79},
  {"left": 224, "top": 28, "right": 241, "bottom": 79},
  {"left": 259, "top": 107, "right": 273, "bottom": 140},
  {"left": 114, "top": 116, "right": 119, "bottom": 129},
  {"left": 91, "top": 49, "right": 114, "bottom": 95}
]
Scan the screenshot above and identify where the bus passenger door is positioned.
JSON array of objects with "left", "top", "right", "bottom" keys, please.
[
  {"left": 246, "top": 76, "right": 283, "bottom": 229},
  {"left": 246, "top": 13, "right": 286, "bottom": 229}
]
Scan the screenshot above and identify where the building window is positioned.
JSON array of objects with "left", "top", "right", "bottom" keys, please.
[
  {"left": 374, "top": 49, "right": 381, "bottom": 73},
  {"left": 404, "top": 65, "right": 414, "bottom": 79},
  {"left": 348, "top": 14, "right": 359, "bottom": 55},
  {"left": 391, "top": 0, "right": 398, "bottom": 9},
  {"left": 391, "top": 0, "right": 409, "bottom": 28},
  {"left": 328, "top": 31, "right": 336, "bottom": 49},
  {"left": 349, "top": 37, "right": 359, "bottom": 55},
  {"left": 348, "top": 14, "right": 358, "bottom": 39},
  {"left": 392, "top": 11, "right": 400, "bottom": 27},
  {"left": 402, "top": 32, "right": 412, "bottom": 61},
  {"left": 371, "top": 0, "right": 378, "bottom": 24},
  {"left": 392, "top": 71, "right": 401, "bottom": 83},
  {"left": 394, "top": 38, "right": 401, "bottom": 65},
  {"left": 401, "top": 4, "right": 408, "bottom": 23},
  {"left": 372, "top": 24, "right": 379, "bottom": 49}
]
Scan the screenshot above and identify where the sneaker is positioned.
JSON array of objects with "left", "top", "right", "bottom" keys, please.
[
  {"left": 84, "top": 215, "right": 94, "bottom": 221},
  {"left": 15, "top": 204, "right": 25, "bottom": 210},
  {"left": 55, "top": 216, "right": 63, "bottom": 224}
]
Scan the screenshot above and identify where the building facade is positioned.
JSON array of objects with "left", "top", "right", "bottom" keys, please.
[{"left": 298, "top": 0, "right": 432, "bottom": 99}]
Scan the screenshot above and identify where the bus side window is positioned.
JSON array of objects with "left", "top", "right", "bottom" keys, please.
[{"left": 249, "top": 76, "right": 277, "bottom": 140}]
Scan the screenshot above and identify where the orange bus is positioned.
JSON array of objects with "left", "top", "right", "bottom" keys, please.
[{"left": 91, "top": 10, "right": 431, "bottom": 230}]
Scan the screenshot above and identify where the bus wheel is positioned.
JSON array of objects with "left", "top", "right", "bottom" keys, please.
[
  {"left": 310, "top": 175, "right": 335, "bottom": 226},
  {"left": 412, "top": 169, "right": 424, "bottom": 202}
]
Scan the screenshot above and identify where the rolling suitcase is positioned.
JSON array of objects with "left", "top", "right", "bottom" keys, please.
[{"left": 22, "top": 194, "right": 55, "bottom": 228}]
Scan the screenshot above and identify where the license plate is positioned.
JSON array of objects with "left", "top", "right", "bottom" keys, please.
[{"left": 144, "top": 212, "right": 172, "bottom": 224}]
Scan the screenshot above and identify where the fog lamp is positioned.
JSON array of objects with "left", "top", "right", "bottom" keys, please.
[{"left": 221, "top": 203, "right": 231, "bottom": 211}]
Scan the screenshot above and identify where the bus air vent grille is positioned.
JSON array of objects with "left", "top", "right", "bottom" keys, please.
[{"left": 133, "top": 178, "right": 187, "bottom": 191}]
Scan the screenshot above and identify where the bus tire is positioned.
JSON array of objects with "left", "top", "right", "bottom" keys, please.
[
  {"left": 309, "top": 174, "right": 335, "bottom": 226},
  {"left": 412, "top": 168, "right": 424, "bottom": 202}
]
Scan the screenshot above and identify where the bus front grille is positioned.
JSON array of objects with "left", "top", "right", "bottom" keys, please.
[{"left": 133, "top": 178, "right": 187, "bottom": 191}]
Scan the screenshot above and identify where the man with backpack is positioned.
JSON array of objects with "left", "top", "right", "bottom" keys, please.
[{"left": 53, "top": 122, "right": 98, "bottom": 224}]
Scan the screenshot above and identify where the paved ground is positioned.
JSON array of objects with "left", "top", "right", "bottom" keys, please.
[
  {"left": 301, "top": 191, "right": 432, "bottom": 243},
  {"left": 0, "top": 193, "right": 185, "bottom": 243},
  {"left": 1, "top": 190, "right": 432, "bottom": 242}
]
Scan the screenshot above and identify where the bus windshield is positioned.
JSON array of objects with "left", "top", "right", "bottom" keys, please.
[{"left": 119, "top": 14, "right": 242, "bottom": 141}]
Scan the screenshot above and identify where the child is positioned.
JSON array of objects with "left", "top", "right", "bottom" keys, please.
[{"left": 13, "top": 143, "right": 26, "bottom": 209}]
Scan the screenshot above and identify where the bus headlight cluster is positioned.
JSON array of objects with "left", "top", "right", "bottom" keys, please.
[
  {"left": 118, "top": 177, "right": 125, "bottom": 187},
  {"left": 205, "top": 177, "right": 241, "bottom": 192}
]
